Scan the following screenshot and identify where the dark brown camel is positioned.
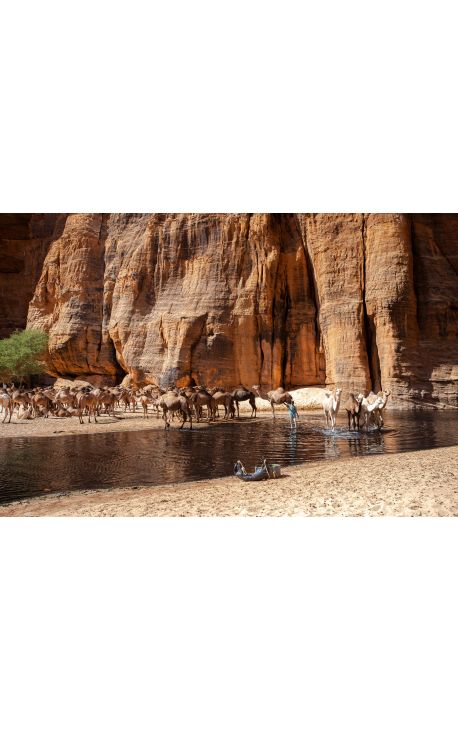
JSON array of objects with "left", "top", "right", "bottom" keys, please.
[
  {"left": 344, "top": 393, "right": 363, "bottom": 430},
  {"left": 231, "top": 387, "right": 257, "bottom": 419}
]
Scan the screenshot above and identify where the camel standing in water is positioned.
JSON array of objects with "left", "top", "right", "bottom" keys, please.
[
  {"left": 231, "top": 387, "right": 257, "bottom": 419},
  {"left": 369, "top": 390, "right": 391, "bottom": 428},
  {"left": 358, "top": 394, "right": 385, "bottom": 430},
  {"left": 251, "top": 385, "right": 293, "bottom": 419},
  {"left": 159, "top": 392, "right": 193, "bottom": 429},
  {"left": 344, "top": 393, "right": 363, "bottom": 430},
  {"left": 362, "top": 390, "right": 391, "bottom": 429},
  {"left": 323, "top": 388, "right": 342, "bottom": 430}
]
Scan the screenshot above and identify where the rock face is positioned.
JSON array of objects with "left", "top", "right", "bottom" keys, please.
[
  {"left": 0, "top": 213, "right": 456, "bottom": 407},
  {"left": 0, "top": 214, "right": 66, "bottom": 338}
]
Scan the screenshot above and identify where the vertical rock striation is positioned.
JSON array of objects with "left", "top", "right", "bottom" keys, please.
[{"left": 0, "top": 213, "right": 455, "bottom": 407}]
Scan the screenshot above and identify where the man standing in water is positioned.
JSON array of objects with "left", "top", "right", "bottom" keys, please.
[{"left": 285, "top": 400, "right": 298, "bottom": 429}]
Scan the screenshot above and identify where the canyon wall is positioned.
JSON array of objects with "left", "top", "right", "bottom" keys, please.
[{"left": 0, "top": 213, "right": 456, "bottom": 407}]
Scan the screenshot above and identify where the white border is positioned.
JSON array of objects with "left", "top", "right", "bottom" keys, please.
[{"left": 1, "top": 2, "right": 457, "bottom": 729}]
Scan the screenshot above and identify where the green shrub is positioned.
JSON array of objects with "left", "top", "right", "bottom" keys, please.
[{"left": 0, "top": 329, "right": 48, "bottom": 384}]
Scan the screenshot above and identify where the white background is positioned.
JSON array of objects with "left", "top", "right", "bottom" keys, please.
[{"left": 1, "top": 1, "right": 457, "bottom": 728}]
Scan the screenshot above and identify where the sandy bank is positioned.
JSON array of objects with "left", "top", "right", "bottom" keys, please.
[
  {"left": 2, "top": 445, "right": 457, "bottom": 517},
  {"left": 0, "top": 389, "right": 325, "bottom": 440}
]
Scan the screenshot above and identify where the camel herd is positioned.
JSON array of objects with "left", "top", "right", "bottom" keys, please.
[
  {"left": 0, "top": 381, "right": 390, "bottom": 432},
  {"left": 326, "top": 387, "right": 391, "bottom": 431}
]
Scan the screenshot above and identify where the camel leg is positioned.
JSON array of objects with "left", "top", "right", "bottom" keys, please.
[{"left": 271, "top": 402, "right": 275, "bottom": 419}]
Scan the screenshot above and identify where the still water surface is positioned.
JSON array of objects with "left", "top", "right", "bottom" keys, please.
[{"left": 0, "top": 410, "right": 457, "bottom": 504}]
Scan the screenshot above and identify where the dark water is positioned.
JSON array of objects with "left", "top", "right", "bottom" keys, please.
[{"left": 0, "top": 410, "right": 457, "bottom": 504}]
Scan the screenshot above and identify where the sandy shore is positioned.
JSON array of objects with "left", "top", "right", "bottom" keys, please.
[
  {"left": 1, "top": 445, "right": 457, "bottom": 517},
  {"left": 0, "top": 400, "right": 294, "bottom": 439},
  {"left": 0, "top": 386, "right": 329, "bottom": 439},
  {"left": 0, "top": 408, "right": 195, "bottom": 438}
]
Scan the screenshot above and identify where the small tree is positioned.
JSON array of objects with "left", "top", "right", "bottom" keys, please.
[{"left": 0, "top": 329, "right": 49, "bottom": 384}]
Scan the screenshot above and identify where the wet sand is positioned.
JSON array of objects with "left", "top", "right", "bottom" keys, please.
[{"left": 1, "top": 445, "right": 457, "bottom": 517}]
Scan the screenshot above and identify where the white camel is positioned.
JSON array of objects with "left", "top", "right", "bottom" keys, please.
[
  {"left": 358, "top": 394, "right": 385, "bottom": 430},
  {"left": 323, "top": 388, "right": 342, "bottom": 430},
  {"left": 367, "top": 390, "right": 391, "bottom": 428}
]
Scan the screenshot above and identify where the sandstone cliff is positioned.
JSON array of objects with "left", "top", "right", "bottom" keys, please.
[{"left": 0, "top": 213, "right": 456, "bottom": 407}]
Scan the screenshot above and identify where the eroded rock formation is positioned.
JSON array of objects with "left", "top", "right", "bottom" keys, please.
[{"left": 0, "top": 213, "right": 456, "bottom": 407}]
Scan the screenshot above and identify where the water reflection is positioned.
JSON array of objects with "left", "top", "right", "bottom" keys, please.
[{"left": 0, "top": 410, "right": 457, "bottom": 504}]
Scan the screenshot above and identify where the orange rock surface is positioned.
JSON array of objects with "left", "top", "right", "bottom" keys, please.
[{"left": 0, "top": 213, "right": 456, "bottom": 407}]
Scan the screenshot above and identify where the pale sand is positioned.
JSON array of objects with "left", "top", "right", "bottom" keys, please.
[
  {"left": 1, "top": 445, "right": 457, "bottom": 517},
  {"left": 0, "top": 408, "right": 198, "bottom": 439}
]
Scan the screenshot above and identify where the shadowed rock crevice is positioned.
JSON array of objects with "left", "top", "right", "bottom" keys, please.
[{"left": 361, "top": 213, "right": 381, "bottom": 392}]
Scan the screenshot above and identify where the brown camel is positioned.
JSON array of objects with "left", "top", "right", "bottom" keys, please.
[
  {"left": 159, "top": 393, "right": 193, "bottom": 429},
  {"left": 11, "top": 389, "right": 32, "bottom": 413},
  {"left": 231, "top": 387, "right": 257, "bottom": 419},
  {"left": 31, "top": 391, "right": 54, "bottom": 418},
  {"left": 76, "top": 390, "right": 99, "bottom": 423},
  {"left": 17, "top": 405, "right": 34, "bottom": 420},
  {"left": 140, "top": 393, "right": 154, "bottom": 419},
  {"left": 189, "top": 387, "right": 214, "bottom": 422},
  {"left": 251, "top": 385, "right": 293, "bottom": 418},
  {"left": 54, "top": 386, "right": 76, "bottom": 409},
  {"left": 1, "top": 393, "right": 13, "bottom": 423},
  {"left": 120, "top": 389, "right": 137, "bottom": 412},
  {"left": 98, "top": 389, "right": 116, "bottom": 415},
  {"left": 344, "top": 393, "right": 363, "bottom": 430},
  {"left": 211, "top": 390, "right": 235, "bottom": 419}
]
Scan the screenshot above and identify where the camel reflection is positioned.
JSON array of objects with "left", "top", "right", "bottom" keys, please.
[
  {"left": 323, "top": 435, "right": 340, "bottom": 460},
  {"left": 347, "top": 436, "right": 363, "bottom": 457}
]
